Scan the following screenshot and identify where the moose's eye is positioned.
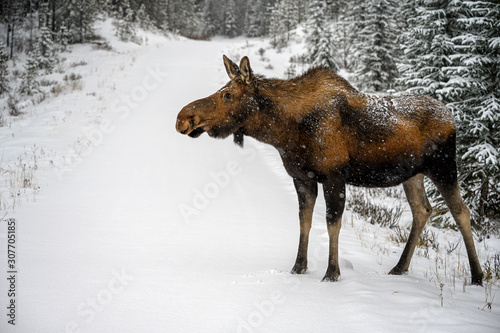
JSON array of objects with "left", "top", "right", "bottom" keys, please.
[{"left": 223, "top": 92, "right": 232, "bottom": 100}]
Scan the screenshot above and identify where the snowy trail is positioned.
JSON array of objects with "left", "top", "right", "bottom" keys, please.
[{"left": 1, "top": 37, "right": 499, "bottom": 332}]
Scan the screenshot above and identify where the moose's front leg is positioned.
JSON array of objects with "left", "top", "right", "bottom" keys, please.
[
  {"left": 291, "top": 178, "right": 318, "bottom": 274},
  {"left": 322, "top": 178, "right": 346, "bottom": 282}
]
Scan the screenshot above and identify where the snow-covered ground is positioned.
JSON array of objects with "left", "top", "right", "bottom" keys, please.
[{"left": 0, "top": 21, "right": 499, "bottom": 332}]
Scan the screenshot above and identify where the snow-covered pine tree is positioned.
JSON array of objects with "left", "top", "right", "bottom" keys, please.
[
  {"left": 201, "top": 0, "right": 217, "bottom": 38},
  {"left": 281, "top": 0, "right": 299, "bottom": 41},
  {"left": 313, "top": 30, "right": 336, "bottom": 70},
  {"left": 353, "top": 0, "right": 399, "bottom": 92},
  {"left": 37, "top": 2, "right": 57, "bottom": 74},
  {"left": 346, "top": 0, "right": 368, "bottom": 63},
  {"left": 66, "top": 0, "right": 97, "bottom": 43},
  {"left": 23, "top": 7, "right": 37, "bottom": 52},
  {"left": 324, "top": 0, "right": 342, "bottom": 21},
  {"left": 3, "top": 0, "right": 24, "bottom": 59},
  {"left": 18, "top": 50, "right": 41, "bottom": 96},
  {"left": 0, "top": 42, "right": 9, "bottom": 96},
  {"left": 331, "top": 0, "right": 353, "bottom": 70},
  {"left": 305, "top": 1, "right": 322, "bottom": 57},
  {"left": 136, "top": 3, "right": 155, "bottom": 32},
  {"left": 116, "top": 0, "right": 138, "bottom": 43},
  {"left": 158, "top": 0, "right": 171, "bottom": 33},
  {"left": 269, "top": 0, "right": 299, "bottom": 49},
  {"left": 439, "top": 0, "right": 500, "bottom": 228},
  {"left": 397, "top": 0, "right": 417, "bottom": 33},
  {"left": 58, "top": 21, "right": 70, "bottom": 52},
  {"left": 224, "top": 0, "right": 238, "bottom": 38},
  {"left": 268, "top": 2, "right": 287, "bottom": 49},
  {"left": 305, "top": 0, "right": 337, "bottom": 71},
  {"left": 173, "top": 0, "right": 205, "bottom": 38},
  {"left": 245, "top": 0, "right": 266, "bottom": 37},
  {"left": 398, "top": 0, "right": 454, "bottom": 100},
  {"left": 395, "top": 0, "right": 418, "bottom": 79}
]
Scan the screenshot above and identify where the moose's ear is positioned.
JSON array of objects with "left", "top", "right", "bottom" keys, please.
[
  {"left": 223, "top": 55, "right": 239, "bottom": 80},
  {"left": 239, "top": 56, "right": 254, "bottom": 85}
]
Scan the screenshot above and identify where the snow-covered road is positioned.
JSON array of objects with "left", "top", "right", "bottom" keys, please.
[{"left": 1, "top": 30, "right": 498, "bottom": 332}]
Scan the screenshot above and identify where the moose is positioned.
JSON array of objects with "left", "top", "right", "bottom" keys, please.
[{"left": 176, "top": 55, "right": 483, "bottom": 285}]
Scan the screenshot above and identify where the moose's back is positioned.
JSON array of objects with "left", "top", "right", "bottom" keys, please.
[{"left": 337, "top": 93, "right": 457, "bottom": 187}]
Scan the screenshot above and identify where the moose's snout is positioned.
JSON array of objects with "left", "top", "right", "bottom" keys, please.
[
  {"left": 176, "top": 104, "right": 209, "bottom": 137},
  {"left": 176, "top": 111, "right": 199, "bottom": 136},
  {"left": 177, "top": 97, "right": 216, "bottom": 137},
  {"left": 175, "top": 114, "right": 191, "bottom": 135}
]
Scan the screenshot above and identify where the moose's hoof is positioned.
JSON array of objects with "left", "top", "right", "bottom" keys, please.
[
  {"left": 388, "top": 266, "right": 407, "bottom": 276},
  {"left": 322, "top": 273, "right": 340, "bottom": 282},
  {"left": 322, "top": 267, "right": 340, "bottom": 282},
  {"left": 291, "top": 263, "right": 307, "bottom": 275}
]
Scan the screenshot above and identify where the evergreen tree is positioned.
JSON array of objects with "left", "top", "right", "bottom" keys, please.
[
  {"left": 202, "top": 0, "right": 217, "bottom": 38},
  {"left": 269, "top": 0, "right": 299, "bottom": 49},
  {"left": 440, "top": 0, "right": 500, "bottom": 226},
  {"left": 0, "top": 42, "right": 9, "bottom": 97},
  {"left": 353, "top": 0, "right": 399, "bottom": 92},
  {"left": 398, "top": 0, "right": 454, "bottom": 100},
  {"left": 66, "top": 0, "right": 97, "bottom": 43},
  {"left": 23, "top": 8, "right": 37, "bottom": 52},
  {"left": 305, "top": 0, "right": 337, "bottom": 71},
  {"left": 168, "top": 0, "right": 203, "bottom": 37},
  {"left": 159, "top": 0, "right": 171, "bottom": 33},
  {"left": 312, "top": 25, "right": 336, "bottom": 70},
  {"left": 324, "top": 0, "right": 342, "bottom": 21},
  {"left": 224, "top": 0, "right": 238, "bottom": 38},
  {"left": 2, "top": 0, "right": 23, "bottom": 59},
  {"left": 116, "top": 0, "right": 138, "bottom": 42},
  {"left": 346, "top": 0, "right": 368, "bottom": 59},
  {"left": 268, "top": 4, "right": 286, "bottom": 49},
  {"left": 305, "top": 0, "right": 323, "bottom": 62},
  {"left": 332, "top": 1, "right": 353, "bottom": 70},
  {"left": 58, "top": 21, "right": 70, "bottom": 52},
  {"left": 37, "top": 2, "right": 57, "bottom": 73},
  {"left": 136, "top": 3, "right": 155, "bottom": 31},
  {"left": 246, "top": 0, "right": 266, "bottom": 37},
  {"left": 18, "top": 50, "right": 41, "bottom": 96}
]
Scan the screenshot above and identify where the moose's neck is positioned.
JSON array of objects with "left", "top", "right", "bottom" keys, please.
[
  {"left": 243, "top": 108, "right": 293, "bottom": 149},
  {"left": 242, "top": 81, "right": 309, "bottom": 149},
  {"left": 241, "top": 72, "right": 359, "bottom": 151}
]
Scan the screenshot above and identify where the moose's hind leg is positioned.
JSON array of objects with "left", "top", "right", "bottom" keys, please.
[
  {"left": 431, "top": 177, "right": 484, "bottom": 285},
  {"left": 390, "top": 174, "right": 432, "bottom": 275},
  {"left": 291, "top": 178, "right": 318, "bottom": 275}
]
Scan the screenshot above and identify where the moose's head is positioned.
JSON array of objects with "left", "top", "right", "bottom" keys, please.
[{"left": 176, "top": 55, "right": 259, "bottom": 146}]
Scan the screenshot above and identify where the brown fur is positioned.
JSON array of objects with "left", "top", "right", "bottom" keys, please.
[{"left": 176, "top": 56, "right": 483, "bottom": 285}]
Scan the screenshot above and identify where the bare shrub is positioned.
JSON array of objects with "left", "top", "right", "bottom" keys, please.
[
  {"left": 70, "top": 60, "right": 88, "bottom": 67},
  {"left": 7, "top": 94, "right": 20, "bottom": 116},
  {"left": 348, "top": 187, "right": 404, "bottom": 229},
  {"left": 92, "top": 41, "right": 113, "bottom": 52},
  {"left": 64, "top": 72, "right": 82, "bottom": 81},
  {"left": 40, "top": 79, "right": 58, "bottom": 87}
]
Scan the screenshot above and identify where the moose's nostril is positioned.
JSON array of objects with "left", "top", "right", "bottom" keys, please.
[{"left": 176, "top": 116, "right": 190, "bottom": 134}]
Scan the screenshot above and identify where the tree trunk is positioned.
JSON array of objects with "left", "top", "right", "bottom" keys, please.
[
  {"left": 10, "top": 22, "right": 14, "bottom": 59},
  {"left": 51, "top": 0, "right": 56, "bottom": 33},
  {"left": 479, "top": 176, "right": 489, "bottom": 217}
]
